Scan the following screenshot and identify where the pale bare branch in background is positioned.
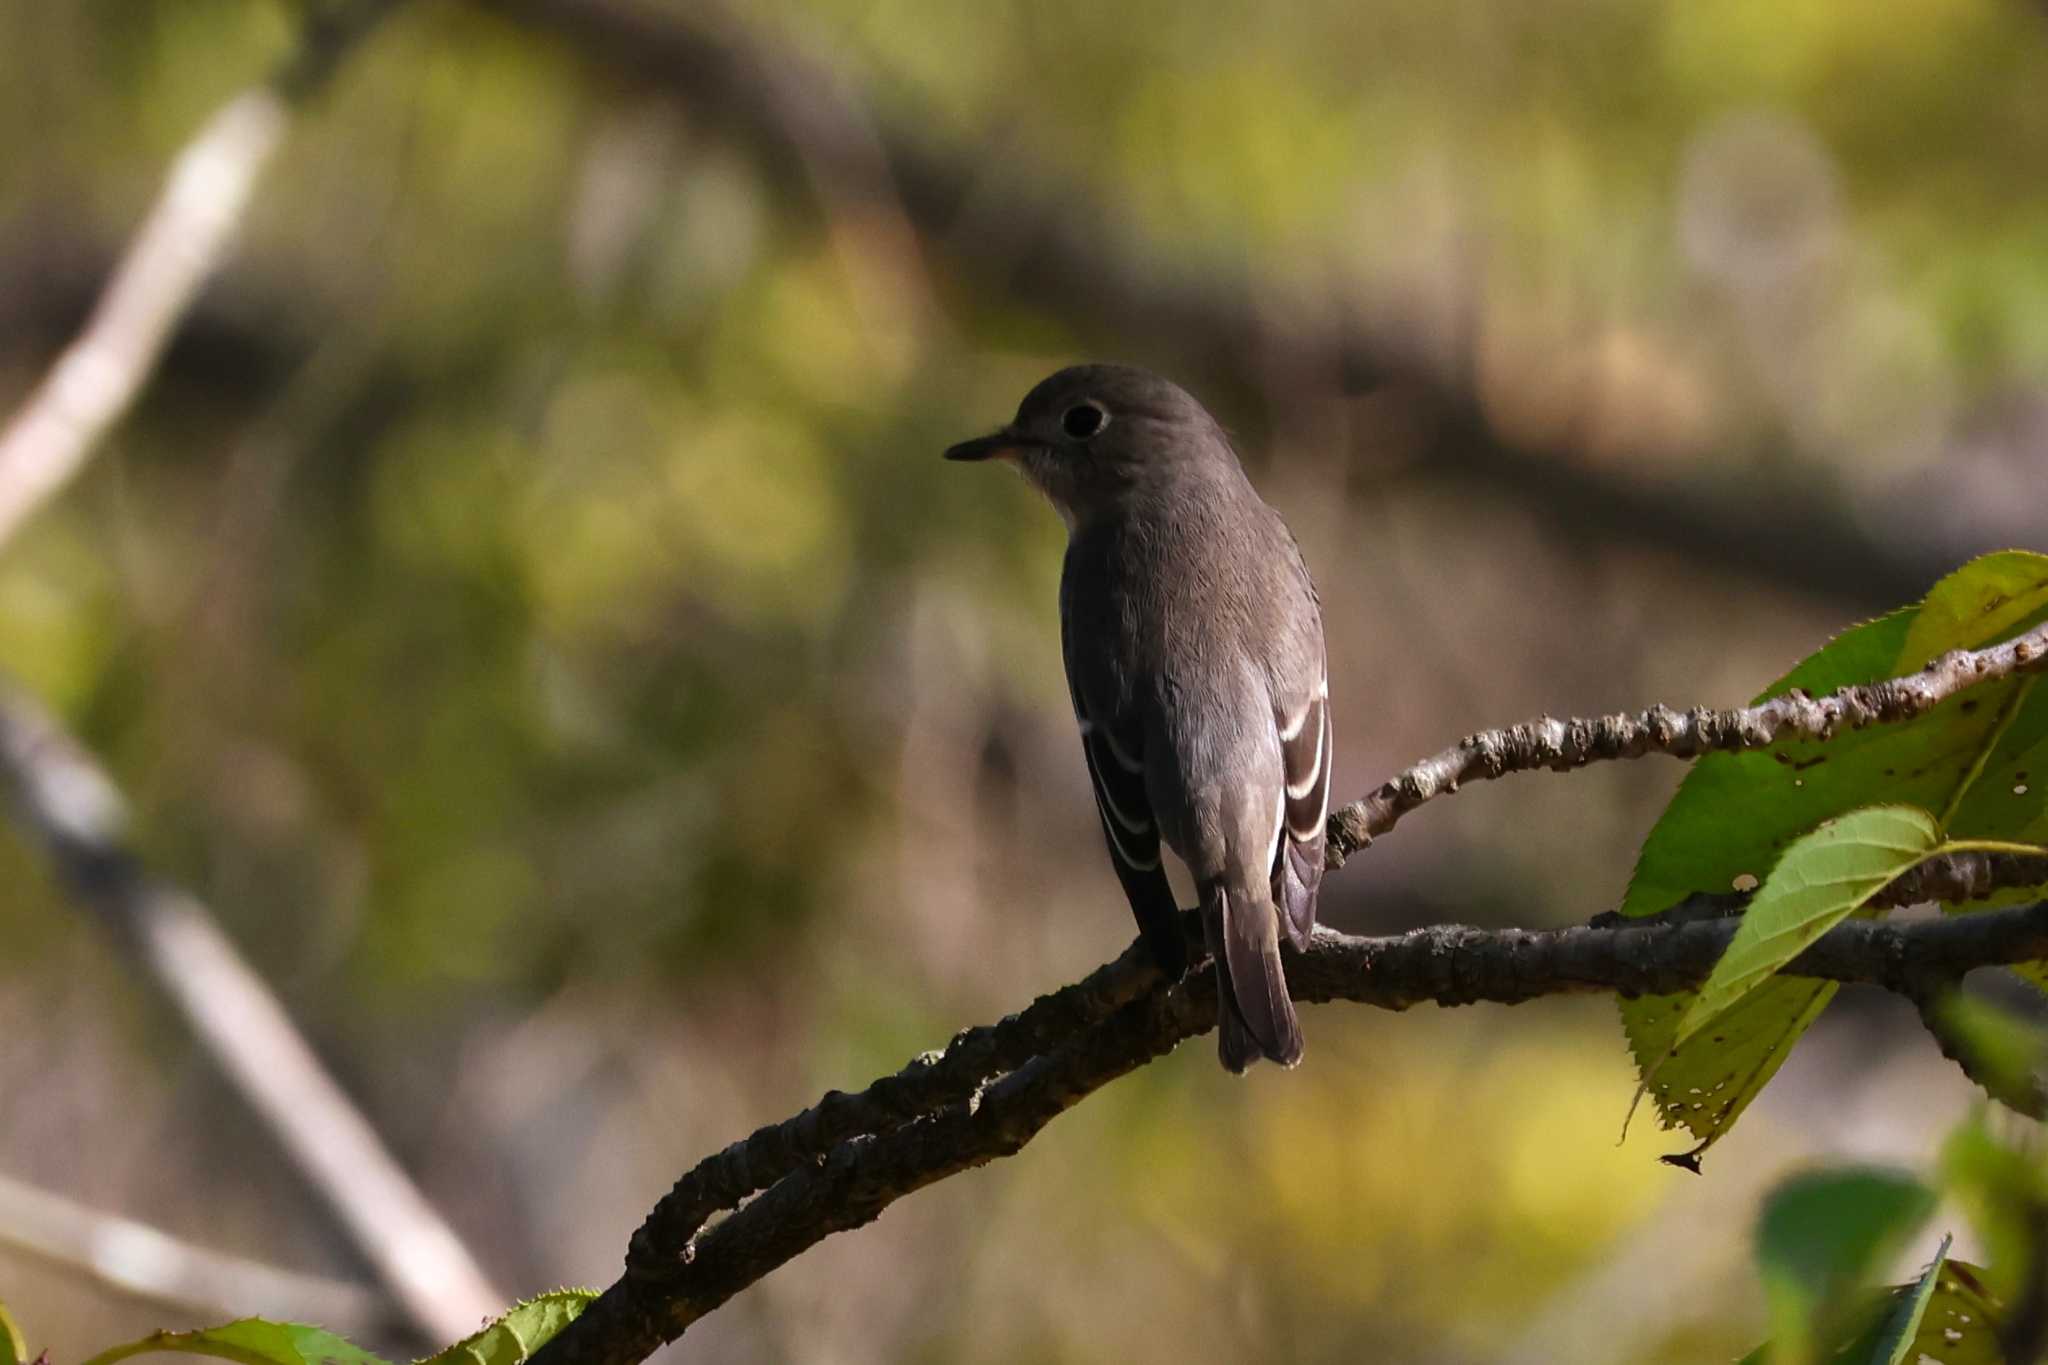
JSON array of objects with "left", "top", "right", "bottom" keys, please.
[
  {"left": 0, "top": 1173, "right": 397, "bottom": 1339},
  {"left": 0, "top": 0, "right": 400, "bottom": 556},
  {"left": 0, "top": 0, "right": 499, "bottom": 1340},
  {"left": 0, "top": 681, "right": 505, "bottom": 1341}
]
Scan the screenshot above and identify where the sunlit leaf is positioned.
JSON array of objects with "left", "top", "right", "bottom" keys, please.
[
  {"left": 74, "top": 1320, "right": 389, "bottom": 1365},
  {"left": 1865, "top": 1233, "right": 1952, "bottom": 1365},
  {"left": 1901, "top": 1260, "right": 2008, "bottom": 1365},
  {"left": 1627, "top": 553, "right": 2048, "bottom": 919},
  {"left": 421, "top": 1290, "right": 598, "bottom": 1365},
  {"left": 1898, "top": 552, "right": 2048, "bottom": 669},
  {"left": 1623, "top": 978, "right": 1834, "bottom": 1156},
  {"left": 0, "top": 1302, "right": 26, "bottom": 1365},
  {"left": 1671, "top": 806, "right": 1942, "bottom": 1048},
  {"left": 1622, "top": 551, "right": 2048, "bottom": 1150},
  {"left": 1822, "top": 1260, "right": 2004, "bottom": 1365},
  {"left": 1620, "top": 606, "right": 1914, "bottom": 922}
]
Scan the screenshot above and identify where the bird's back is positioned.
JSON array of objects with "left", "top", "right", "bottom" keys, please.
[
  {"left": 1062, "top": 457, "right": 1322, "bottom": 878},
  {"left": 972, "top": 361, "right": 1329, "bottom": 1071}
]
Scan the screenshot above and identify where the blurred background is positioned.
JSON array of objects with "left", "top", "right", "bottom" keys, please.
[{"left": 1, "top": 0, "right": 2045, "bottom": 1360}]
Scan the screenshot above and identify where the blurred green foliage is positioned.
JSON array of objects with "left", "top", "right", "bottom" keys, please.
[
  {"left": 1752, "top": 1167, "right": 1938, "bottom": 1360},
  {"left": 1741, "top": 1093, "right": 2048, "bottom": 1363},
  {"left": 2, "top": 0, "right": 2047, "bottom": 1360}
]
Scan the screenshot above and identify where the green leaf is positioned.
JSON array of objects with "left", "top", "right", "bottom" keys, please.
[
  {"left": 1942, "top": 1114, "right": 2048, "bottom": 1295},
  {"left": 1626, "top": 553, "right": 2048, "bottom": 921},
  {"left": 1864, "top": 1233, "right": 1951, "bottom": 1365},
  {"left": 420, "top": 1290, "right": 598, "bottom": 1365},
  {"left": 1622, "top": 551, "right": 2048, "bottom": 1150},
  {"left": 1620, "top": 605, "right": 1915, "bottom": 921},
  {"left": 63, "top": 1294, "right": 598, "bottom": 1365},
  {"left": 1898, "top": 550, "right": 2048, "bottom": 670},
  {"left": 1671, "top": 806, "right": 1943, "bottom": 1048},
  {"left": 76, "top": 1320, "right": 390, "bottom": 1365},
  {"left": 1904, "top": 1260, "right": 2007, "bottom": 1365},
  {"left": 0, "top": 1302, "right": 27, "bottom": 1365},
  {"left": 1929, "top": 992, "right": 2048, "bottom": 1116},
  {"left": 1738, "top": 1245, "right": 2005, "bottom": 1365},
  {"left": 1939, "top": 674, "right": 2048, "bottom": 924},
  {"left": 1623, "top": 977, "right": 1835, "bottom": 1156},
  {"left": 1754, "top": 1168, "right": 1937, "bottom": 1362},
  {"left": 1845, "top": 1258, "right": 2005, "bottom": 1365}
]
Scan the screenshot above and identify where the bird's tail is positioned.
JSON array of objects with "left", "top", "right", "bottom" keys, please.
[{"left": 1201, "top": 877, "right": 1304, "bottom": 1073}]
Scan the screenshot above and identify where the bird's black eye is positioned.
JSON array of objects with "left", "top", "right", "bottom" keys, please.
[{"left": 1061, "top": 402, "right": 1106, "bottom": 440}]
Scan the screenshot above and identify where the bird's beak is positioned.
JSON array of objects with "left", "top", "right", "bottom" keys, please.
[{"left": 944, "top": 428, "right": 1032, "bottom": 462}]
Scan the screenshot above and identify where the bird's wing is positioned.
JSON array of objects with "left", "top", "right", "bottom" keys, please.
[
  {"left": 1075, "top": 704, "right": 1157, "bottom": 875},
  {"left": 1072, "top": 693, "right": 1188, "bottom": 975},
  {"left": 1060, "top": 586, "right": 1187, "bottom": 976},
  {"left": 1271, "top": 665, "right": 1330, "bottom": 951}
]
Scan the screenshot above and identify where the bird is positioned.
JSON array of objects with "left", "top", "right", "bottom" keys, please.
[{"left": 945, "top": 363, "right": 1331, "bottom": 1071}]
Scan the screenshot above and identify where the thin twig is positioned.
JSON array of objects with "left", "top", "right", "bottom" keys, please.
[
  {"left": 1327, "top": 621, "right": 2048, "bottom": 860},
  {"left": 0, "top": 682, "right": 504, "bottom": 1342},
  {"left": 0, "top": 0, "right": 400, "bottom": 556}
]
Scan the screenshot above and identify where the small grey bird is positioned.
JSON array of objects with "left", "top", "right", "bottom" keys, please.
[{"left": 946, "top": 364, "right": 1331, "bottom": 1070}]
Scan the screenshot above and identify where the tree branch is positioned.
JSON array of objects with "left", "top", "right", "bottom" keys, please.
[
  {"left": 1901, "top": 984, "right": 2048, "bottom": 1121},
  {"left": 617, "top": 851, "right": 2047, "bottom": 1314},
  {"left": 0, "top": 0, "right": 399, "bottom": 555},
  {"left": 523, "top": 616, "right": 2048, "bottom": 1363},
  {"left": 621, "top": 937, "right": 1166, "bottom": 1277},
  {"left": 1329, "top": 620, "right": 2048, "bottom": 859},
  {"left": 532, "top": 895, "right": 2048, "bottom": 1364},
  {"left": 0, "top": 681, "right": 504, "bottom": 1342}
]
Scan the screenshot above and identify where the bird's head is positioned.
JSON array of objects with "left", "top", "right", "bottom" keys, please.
[{"left": 944, "top": 364, "right": 1231, "bottom": 529}]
